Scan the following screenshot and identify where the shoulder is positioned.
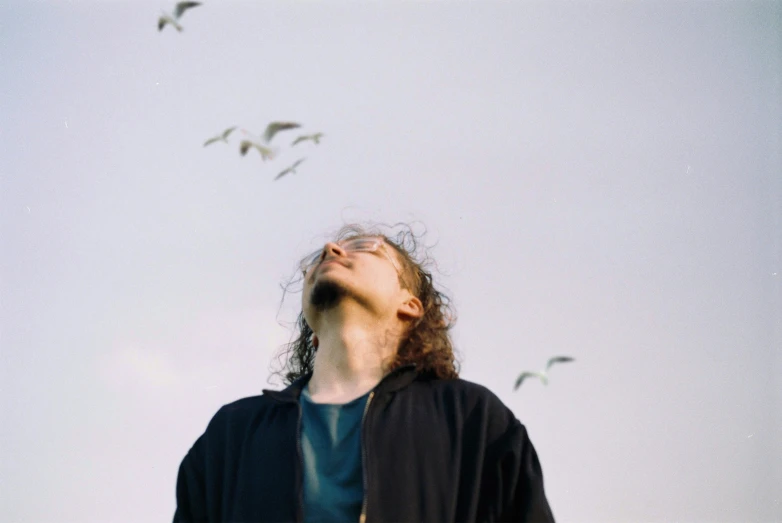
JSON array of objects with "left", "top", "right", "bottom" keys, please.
[
  {"left": 407, "top": 376, "right": 520, "bottom": 431},
  {"left": 414, "top": 376, "right": 510, "bottom": 407},
  {"left": 219, "top": 393, "right": 272, "bottom": 413},
  {"left": 200, "top": 392, "right": 285, "bottom": 439},
  {"left": 431, "top": 376, "right": 501, "bottom": 396},
  {"left": 429, "top": 379, "right": 535, "bottom": 451}
]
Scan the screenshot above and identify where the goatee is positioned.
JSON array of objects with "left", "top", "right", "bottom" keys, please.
[{"left": 309, "top": 279, "right": 346, "bottom": 311}]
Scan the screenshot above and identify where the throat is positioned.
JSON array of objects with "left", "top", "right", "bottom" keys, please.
[{"left": 304, "top": 384, "right": 373, "bottom": 405}]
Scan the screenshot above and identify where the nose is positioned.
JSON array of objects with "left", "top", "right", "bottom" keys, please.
[{"left": 320, "top": 242, "right": 346, "bottom": 262}]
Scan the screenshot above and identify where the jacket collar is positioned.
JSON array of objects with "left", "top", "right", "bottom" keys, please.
[{"left": 262, "top": 363, "right": 420, "bottom": 404}]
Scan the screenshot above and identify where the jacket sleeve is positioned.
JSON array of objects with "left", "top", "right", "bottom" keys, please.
[
  {"left": 173, "top": 434, "right": 209, "bottom": 523},
  {"left": 491, "top": 418, "right": 556, "bottom": 523}
]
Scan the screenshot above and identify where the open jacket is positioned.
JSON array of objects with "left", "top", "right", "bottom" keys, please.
[{"left": 174, "top": 364, "right": 555, "bottom": 523}]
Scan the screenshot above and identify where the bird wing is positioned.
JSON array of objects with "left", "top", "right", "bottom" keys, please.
[
  {"left": 545, "top": 356, "right": 575, "bottom": 371},
  {"left": 157, "top": 16, "right": 168, "bottom": 31},
  {"left": 274, "top": 158, "right": 306, "bottom": 180},
  {"left": 222, "top": 126, "right": 237, "bottom": 139},
  {"left": 264, "top": 121, "right": 302, "bottom": 142},
  {"left": 174, "top": 1, "right": 201, "bottom": 18},
  {"left": 291, "top": 136, "right": 307, "bottom": 146},
  {"left": 240, "top": 141, "right": 273, "bottom": 159},
  {"left": 203, "top": 136, "right": 220, "bottom": 147},
  {"left": 514, "top": 372, "right": 543, "bottom": 391},
  {"left": 274, "top": 168, "right": 291, "bottom": 181}
]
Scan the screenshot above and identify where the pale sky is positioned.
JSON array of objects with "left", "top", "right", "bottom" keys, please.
[{"left": 1, "top": 1, "right": 780, "bottom": 522}]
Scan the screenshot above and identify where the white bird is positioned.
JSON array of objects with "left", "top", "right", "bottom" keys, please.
[
  {"left": 158, "top": 1, "right": 201, "bottom": 32},
  {"left": 239, "top": 139, "right": 276, "bottom": 161},
  {"left": 291, "top": 132, "right": 324, "bottom": 147},
  {"left": 275, "top": 158, "right": 306, "bottom": 181},
  {"left": 238, "top": 128, "right": 277, "bottom": 160},
  {"left": 203, "top": 126, "right": 237, "bottom": 147},
  {"left": 263, "top": 121, "right": 301, "bottom": 143},
  {"left": 514, "top": 356, "right": 575, "bottom": 390}
]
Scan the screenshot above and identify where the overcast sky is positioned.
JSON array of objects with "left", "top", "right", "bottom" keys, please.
[{"left": 1, "top": 1, "right": 780, "bottom": 522}]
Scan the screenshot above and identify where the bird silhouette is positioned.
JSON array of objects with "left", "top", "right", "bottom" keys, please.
[
  {"left": 263, "top": 121, "right": 301, "bottom": 143},
  {"left": 203, "top": 126, "right": 237, "bottom": 147},
  {"left": 514, "top": 356, "right": 575, "bottom": 390},
  {"left": 291, "top": 133, "right": 324, "bottom": 147},
  {"left": 275, "top": 158, "right": 306, "bottom": 181},
  {"left": 158, "top": 1, "right": 201, "bottom": 32}
]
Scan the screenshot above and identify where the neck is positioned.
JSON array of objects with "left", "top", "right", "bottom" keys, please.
[{"left": 308, "top": 308, "right": 404, "bottom": 400}]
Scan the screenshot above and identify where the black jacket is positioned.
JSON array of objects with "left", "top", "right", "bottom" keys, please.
[{"left": 174, "top": 364, "right": 555, "bottom": 522}]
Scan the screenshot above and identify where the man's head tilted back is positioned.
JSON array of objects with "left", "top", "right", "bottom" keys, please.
[
  {"left": 175, "top": 222, "right": 556, "bottom": 522},
  {"left": 273, "top": 223, "right": 460, "bottom": 386}
]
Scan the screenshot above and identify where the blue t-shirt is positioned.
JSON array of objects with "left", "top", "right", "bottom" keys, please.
[{"left": 299, "top": 385, "right": 371, "bottom": 523}]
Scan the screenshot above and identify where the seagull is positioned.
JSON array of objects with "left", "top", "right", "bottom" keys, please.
[
  {"left": 514, "top": 356, "right": 575, "bottom": 391},
  {"left": 238, "top": 129, "right": 276, "bottom": 160},
  {"left": 263, "top": 121, "right": 302, "bottom": 143},
  {"left": 158, "top": 1, "right": 201, "bottom": 32},
  {"left": 240, "top": 140, "right": 276, "bottom": 161},
  {"left": 291, "top": 133, "right": 324, "bottom": 147},
  {"left": 203, "top": 126, "right": 237, "bottom": 147},
  {"left": 275, "top": 158, "right": 306, "bottom": 181}
]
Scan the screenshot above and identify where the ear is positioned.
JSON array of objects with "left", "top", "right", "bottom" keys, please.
[{"left": 397, "top": 295, "right": 424, "bottom": 322}]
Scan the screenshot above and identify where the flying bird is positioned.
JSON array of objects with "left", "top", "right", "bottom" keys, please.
[
  {"left": 514, "top": 356, "right": 575, "bottom": 391},
  {"left": 263, "top": 121, "right": 301, "bottom": 143},
  {"left": 237, "top": 128, "right": 276, "bottom": 160},
  {"left": 239, "top": 140, "right": 276, "bottom": 161},
  {"left": 203, "top": 126, "right": 237, "bottom": 147},
  {"left": 291, "top": 133, "right": 324, "bottom": 147},
  {"left": 274, "top": 158, "right": 306, "bottom": 181},
  {"left": 158, "top": 1, "right": 201, "bottom": 32}
]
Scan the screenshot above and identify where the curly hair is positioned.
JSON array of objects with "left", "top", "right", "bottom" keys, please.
[{"left": 269, "top": 222, "right": 461, "bottom": 386}]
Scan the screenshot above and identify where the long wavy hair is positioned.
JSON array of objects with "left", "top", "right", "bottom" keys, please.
[{"left": 269, "top": 222, "right": 460, "bottom": 386}]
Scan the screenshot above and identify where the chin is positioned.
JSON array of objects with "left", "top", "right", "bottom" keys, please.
[{"left": 309, "top": 278, "right": 348, "bottom": 311}]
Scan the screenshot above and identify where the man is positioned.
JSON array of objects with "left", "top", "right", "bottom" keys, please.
[{"left": 174, "top": 224, "right": 555, "bottom": 522}]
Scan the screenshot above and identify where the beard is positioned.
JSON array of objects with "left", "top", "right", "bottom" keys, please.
[{"left": 309, "top": 278, "right": 347, "bottom": 312}]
